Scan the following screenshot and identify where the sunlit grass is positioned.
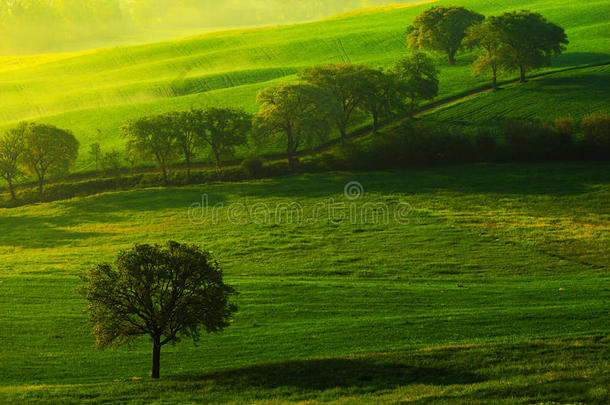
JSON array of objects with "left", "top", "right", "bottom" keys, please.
[
  {"left": 0, "top": 164, "right": 608, "bottom": 402},
  {"left": 0, "top": 0, "right": 608, "bottom": 170}
]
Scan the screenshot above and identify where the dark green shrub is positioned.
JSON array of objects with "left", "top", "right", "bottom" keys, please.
[
  {"left": 241, "top": 157, "right": 266, "bottom": 178},
  {"left": 582, "top": 111, "right": 610, "bottom": 159},
  {"left": 474, "top": 130, "right": 501, "bottom": 162}
]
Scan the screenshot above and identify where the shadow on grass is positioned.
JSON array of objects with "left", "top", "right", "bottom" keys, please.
[
  {"left": 552, "top": 52, "right": 610, "bottom": 67},
  {"left": 0, "top": 190, "right": 228, "bottom": 247},
  {"left": 208, "top": 163, "right": 610, "bottom": 198},
  {"left": 170, "top": 357, "right": 484, "bottom": 390}
]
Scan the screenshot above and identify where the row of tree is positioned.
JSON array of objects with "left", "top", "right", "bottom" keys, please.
[
  {"left": 1, "top": 7, "right": 571, "bottom": 198},
  {"left": 122, "top": 54, "right": 440, "bottom": 175},
  {"left": 407, "top": 7, "right": 568, "bottom": 86},
  {"left": 1, "top": 52, "right": 438, "bottom": 198}
]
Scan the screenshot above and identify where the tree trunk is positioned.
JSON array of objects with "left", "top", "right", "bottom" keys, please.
[
  {"left": 6, "top": 178, "right": 16, "bottom": 201},
  {"left": 288, "top": 155, "right": 299, "bottom": 171},
  {"left": 212, "top": 149, "right": 222, "bottom": 178},
  {"left": 519, "top": 65, "right": 526, "bottom": 82},
  {"left": 410, "top": 93, "right": 417, "bottom": 117},
  {"left": 38, "top": 176, "right": 44, "bottom": 199},
  {"left": 185, "top": 152, "right": 191, "bottom": 181},
  {"left": 372, "top": 113, "right": 379, "bottom": 134},
  {"left": 286, "top": 128, "right": 296, "bottom": 170},
  {"left": 339, "top": 126, "right": 347, "bottom": 146},
  {"left": 492, "top": 71, "right": 498, "bottom": 90},
  {"left": 152, "top": 340, "right": 161, "bottom": 379},
  {"left": 161, "top": 167, "right": 168, "bottom": 185},
  {"left": 448, "top": 51, "right": 456, "bottom": 66}
]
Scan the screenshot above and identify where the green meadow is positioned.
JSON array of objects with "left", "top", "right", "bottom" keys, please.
[
  {"left": 0, "top": 163, "right": 609, "bottom": 403},
  {"left": 0, "top": 0, "right": 608, "bottom": 170},
  {"left": 422, "top": 64, "right": 610, "bottom": 130},
  {"left": 1, "top": 1, "right": 610, "bottom": 403}
]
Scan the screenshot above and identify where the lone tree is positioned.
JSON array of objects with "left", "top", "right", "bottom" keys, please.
[
  {"left": 463, "top": 18, "right": 509, "bottom": 89},
  {"left": 253, "top": 82, "right": 335, "bottom": 169},
  {"left": 494, "top": 10, "right": 568, "bottom": 82},
  {"left": 408, "top": 6, "right": 484, "bottom": 65},
  {"left": 79, "top": 241, "right": 237, "bottom": 379},
  {"left": 21, "top": 122, "right": 79, "bottom": 197},
  {"left": 299, "top": 64, "right": 369, "bottom": 145},
  {"left": 192, "top": 107, "right": 251, "bottom": 172},
  {"left": 122, "top": 114, "right": 177, "bottom": 185},
  {"left": 394, "top": 52, "right": 439, "bottom": 115},
  {"left": 0, "top": 123, "right": 26, "bottom": 201}
]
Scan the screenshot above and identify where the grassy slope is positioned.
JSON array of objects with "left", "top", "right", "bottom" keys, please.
[
  {"left": 0, "top": 163, "right": 608, "bottom": 403},
  {"left": 0, "top": 0, "right": 608, "bottom": 170},
  {"left": 421, "top": 64, "right": 610, "bottom": 129}
]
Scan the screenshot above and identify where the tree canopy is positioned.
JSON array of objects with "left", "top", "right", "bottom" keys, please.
[
  {"left": 493, "top": 10, "right": 568, "bottom": 82},
  {"left": 253, "top": 82, "right": 336, "bottom": 169},
  {"left": 464, "top": 19, "right": 509, "bottom": 89},
  {"left": 394, "top": 52, "right": 439, "bottom": 114},
  {"left": 122, "top": 114, "right": 177, "bottom": 184},
  {"left": 79, "top": 241, "right": 237, "bottom": 379},
  {"left": 408, "top": 6, "right": 484, "bottom": 65},
  {"left": 0, "top": 124, "right": 26, "bottom": 201},
  {"left": 192, "top": 107, "right": 252, "bottom": 171},
  {"left": 21, "top": 122, "right": 80, "bottom": 197},
  {"left": 299, "top": 64, "right": 371, "bottom": 145}
]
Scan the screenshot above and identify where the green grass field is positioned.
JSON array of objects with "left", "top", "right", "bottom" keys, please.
[
  {"left": 0, "top": 163, "right": 608, "bottom": 403},
  {"left": 0, "top": 0, "right": 608, "bottom": 170},
  {"left": 2, "top": 1, "right": 610, "bottom": 403},
  {"left": 421, "top": 64, "right": 610, "bottom": 130}
]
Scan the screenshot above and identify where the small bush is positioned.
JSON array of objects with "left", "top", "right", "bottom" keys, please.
[
  {"left": 101, "top": 150, "right": 123, "bottom": 177},
  {"left": 241, "top": 157, "right": 266, "bottom": 178},
  {"left": 553, "top": 116, "right": 576, "bottom": 138},
  {"left": 474, "top": 130, "right": 501, "bottom": 162},
  {"left": 582, "top": 111, "right": 610, "bottom": 159}
]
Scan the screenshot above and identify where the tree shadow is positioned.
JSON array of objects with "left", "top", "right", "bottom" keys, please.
[
  {"left": 0, "top": 214, "right": 110, "bottom": 248},
  {"left": 551, "top": 52, "right": 610, "bottom": 67},
  {"left": 170, "top": 358, "right": 484, "bottom": 391},
  {"left": 0, "top": 191, "right": 228, "bottom": 248},
  {"left": 206, "top": 163, "right": 609, "bottom": 198}
]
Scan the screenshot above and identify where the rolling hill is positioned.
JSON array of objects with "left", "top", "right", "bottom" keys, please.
[
  {"left": 0, "top": 163, "right": 608, "bottom": 403},
  {"left": 1, "top": 2, "right": 610, "bottom": 403},
  {"left": 419, "top": 64, "right": 610, "bottom": 129},
  {"left": 0, "top": 0, "right": 608, "bottom": 170}
]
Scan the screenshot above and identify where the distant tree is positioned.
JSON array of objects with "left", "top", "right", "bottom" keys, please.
[
  {"left": 494, "top": 10, "right": 568, "bottom": 82},
  {"left": 21, "top": 122, "right": 80, "bottom": 197},
  {"left": 299, "top": 63, "right": 369, "bottom": 145},
  {"left": 0, "top": 123, "right": 26, "bottom": 201},
  {"left": 190, "top": 107, "right": 251, "bottom": 171},
  {"left": 125, "top": 146, "right": 139, "bottom": 173},
  {"left": 79, "top": 241, "right": 237, "bottom": 379},
  {"left": 253, "top": 82, "right": 335, "bottom": 169},
  {"left": 359, "top": 68, "right": 403, "bottom": 133},
  {"left": 408, "top": 6, "right": 484, "bottom": 65},
  {"left": 89, "top": 142, "right": 102, "bottom": 172},
  {"left": 464, "top": 19, "right": 509, "bottom": 89},
  {"left": 170, "top": 111, "right": 199, "bottom": 180},
  {"left": 394, "top": 52, "right": 439, "bottom": 114},
  {"left": 122, "top": 114, "right": 177, "bottom": 185},
  {"left": 101, "top": 149, "right": 122, "bottom": 177}
]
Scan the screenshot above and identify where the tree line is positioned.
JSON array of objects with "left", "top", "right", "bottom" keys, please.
[{"left": 0, "top": 6, "right": 580, "bottom": 203}]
